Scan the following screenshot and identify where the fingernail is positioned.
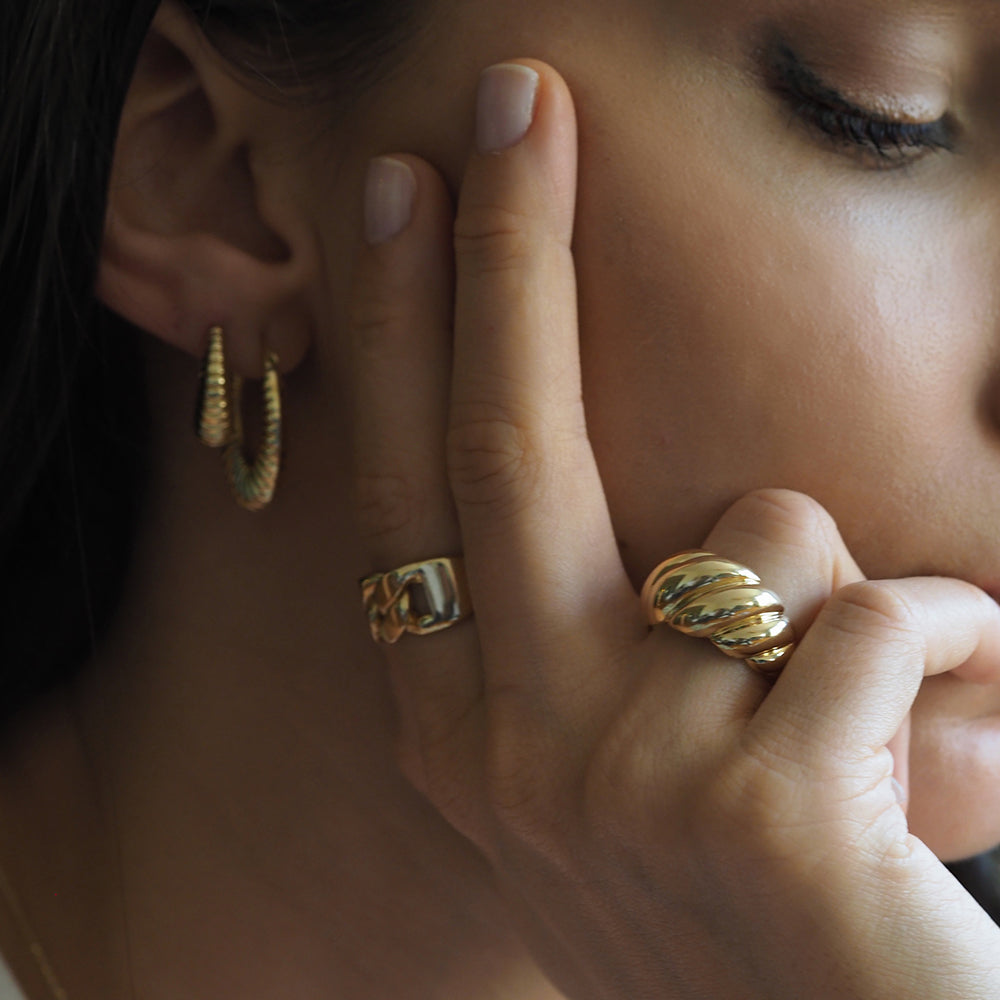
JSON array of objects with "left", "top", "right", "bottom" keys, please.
[
  {"left": 365, "top": 157, "right": 416, "bottom": 245},
  {"left": 476, "top": 63, "right": 539, "bottom": 154}
]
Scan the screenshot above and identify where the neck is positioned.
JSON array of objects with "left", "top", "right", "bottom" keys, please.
[{"left": 0, "top": 343, "right": 562, "bottom": 1000}]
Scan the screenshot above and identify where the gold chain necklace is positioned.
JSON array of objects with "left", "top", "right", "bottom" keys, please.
[{"left": 0, "top": 858, "right": 68, "bottom": 1000}]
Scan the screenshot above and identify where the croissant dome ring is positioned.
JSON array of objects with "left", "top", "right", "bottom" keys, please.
[
  {"left": 362, "top": 557, "right": 473, "bottom": 645},
  {"left": 641, "top": 550, "right": 796, "bottom": 677}
]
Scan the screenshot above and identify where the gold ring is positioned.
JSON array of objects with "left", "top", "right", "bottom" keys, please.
[
  {"left": 362, "top": 557, "right": 473, "bottom": 644},
  {"left": 641, "top": 550, "right": 795, "bottom": 677}
]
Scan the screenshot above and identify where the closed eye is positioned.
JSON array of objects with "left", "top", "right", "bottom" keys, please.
[{"left": 766, "top": 40, "right": 955, "bottom": 168}]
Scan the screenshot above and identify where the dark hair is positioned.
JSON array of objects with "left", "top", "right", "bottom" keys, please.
[{"left": 0, "top": 0, "right": 419, "bottom": 723}]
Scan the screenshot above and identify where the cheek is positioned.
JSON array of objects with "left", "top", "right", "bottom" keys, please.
[
  {"left": 575, "top": 124, "right": 997, "bottom": 581},
  {"left": 575, "top": 146, "right": 1000, "bottom": 852}
]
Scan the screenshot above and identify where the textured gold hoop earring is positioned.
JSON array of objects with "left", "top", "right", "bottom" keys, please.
[
  {"left": 196, "top": 326, "right": 283, "bottom": 512},
  {"left": 196, "top": 326, "right": 235, "bottom": 448},
  {"left": 225, "top": 353, "right": 282, "bottom": 511}
]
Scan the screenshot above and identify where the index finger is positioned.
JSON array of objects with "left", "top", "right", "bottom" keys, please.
[
  {"left": 448, "top": 61, "right": 639, "bottom": 684},
  {"left": 754, "top": 576, "right": 1000, "bottom": 773}
]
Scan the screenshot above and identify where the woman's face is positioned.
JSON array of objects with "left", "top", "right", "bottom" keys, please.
[{"left": 330, "top": 0, "right": 1000, "bottom": 859}]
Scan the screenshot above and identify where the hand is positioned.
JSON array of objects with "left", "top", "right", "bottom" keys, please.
[{"left": 349, "top": 59, "right": 1000, "bottom": 999}]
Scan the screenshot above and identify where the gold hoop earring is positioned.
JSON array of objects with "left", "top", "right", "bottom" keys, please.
[{"left": 196, "top": 326, "right": 282, "bottom": 512}]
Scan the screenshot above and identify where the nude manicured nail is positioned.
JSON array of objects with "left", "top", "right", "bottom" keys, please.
[
  {"left": 476, "top": 63, "right": 539, "bottom": 154},
  {"left": 365, "top": 157, "right": 416, "bottom": 245}
]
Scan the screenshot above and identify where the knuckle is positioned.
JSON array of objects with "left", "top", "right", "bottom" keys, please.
[
  {"left": 731, "top": 730, "right": 809, "bottom": 807},
  {"left": 582, "top": 740, "right": 656, "bottom": 849},
  {"left": 722, "top": 489, "right": 840, "bottom": 558},
  {"left": 412, "top": 686, "right": 484, "bottom": 773},
  {"left": 354, "top": 469, "right": 427, "bottom": 544},
  {"left": 582, "top": 699, "right": 693, "bottom": 853},
  {"left": 696, "top": 749, "right": 812, "bottom": 864},
  {"left": 447, "top": 413, "right": 542, "bottom": 515},
  {"left": 484, "top": 736, "right": 563, "bottom": 847},
  {"left": 584, "top": 709, "right": 654, "bottom": 816},
  {"left": 454, "top": 204, "right": 536, "bottom": 277},
  {"left": 403, "top": 740, "right": 486, "bottom": 848},
  {"left": 718, "top": 741, "right": 906, "bottom": 879},
  {"left": 349, "top": 284, "right": 412, "bottom": 350},
  {"left": 824, "top": 580, "right": 925, "bottom": 653}
]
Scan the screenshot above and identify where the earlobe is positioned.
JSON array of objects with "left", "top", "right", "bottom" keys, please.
[{"left": 96, "top": 0, "right": 315, "bottom": 377}]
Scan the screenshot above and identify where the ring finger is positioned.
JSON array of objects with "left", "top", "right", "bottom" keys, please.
[{"left": 350, "top": 153, "right": 486, "bottom": 809}]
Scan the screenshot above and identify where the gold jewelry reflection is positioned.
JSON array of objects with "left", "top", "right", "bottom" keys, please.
[{"left": 642, "top": 550, "right": 796, "bottom": 677}]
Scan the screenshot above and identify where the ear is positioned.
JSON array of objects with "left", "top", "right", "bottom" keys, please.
[{"left": 96, "top": 0, "right": 316, "bottom": 375}]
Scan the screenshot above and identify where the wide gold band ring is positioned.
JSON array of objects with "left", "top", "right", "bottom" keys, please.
[
  {"left": 641, "top": 550, "right": 796, "bottom": 677},
  {"left": 362, "top": 557, "right": 473, "bottom": 644}
]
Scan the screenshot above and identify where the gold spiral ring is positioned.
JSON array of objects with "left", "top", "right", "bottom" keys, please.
[{"left": 641, "top": 550, "right": 795, "bottom": 677}]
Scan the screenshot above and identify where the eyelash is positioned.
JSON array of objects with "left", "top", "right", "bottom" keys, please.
[
  {"left": 793, "top": 100, "right": 950, "bottom": 163},
  {"left": 769, "top": 44, "right": 954, "bottom": 168}
]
